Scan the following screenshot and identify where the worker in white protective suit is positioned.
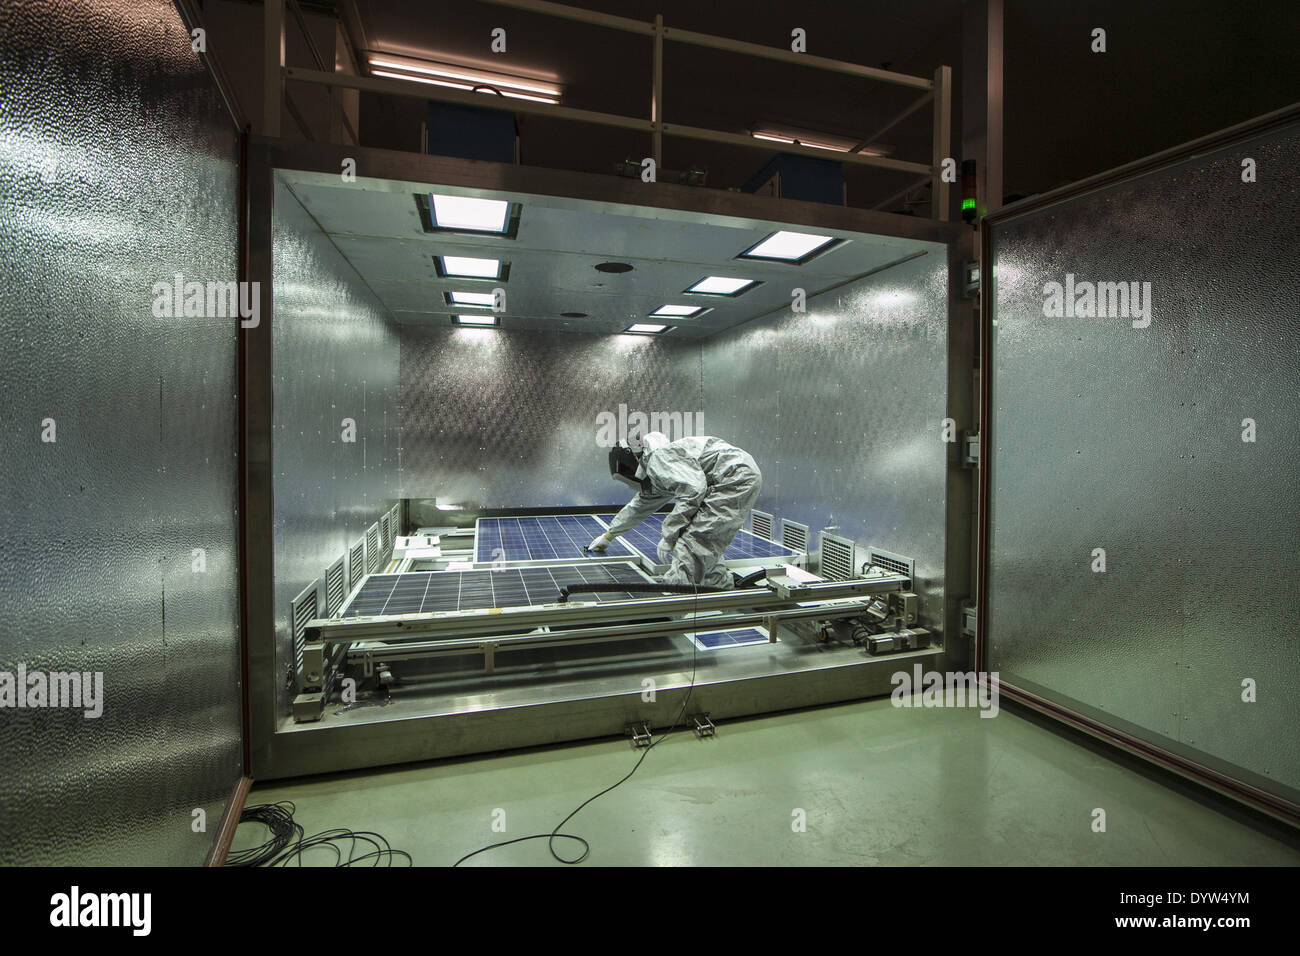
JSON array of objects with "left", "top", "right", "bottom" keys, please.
[{"left": 587, "top": 432, "right": 763, "bottom": 589}]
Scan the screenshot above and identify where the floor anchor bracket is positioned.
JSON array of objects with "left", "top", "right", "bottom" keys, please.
[
  {"left": 627, "top": 721, "right": 653, "bottom": 748},
  {"left": 691, "top": 713, "right": 716, "bottom": 739}
]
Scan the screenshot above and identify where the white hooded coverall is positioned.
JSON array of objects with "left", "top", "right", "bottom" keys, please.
[{"left": 606, "top": 432, "right": 763, "bottom": 589}]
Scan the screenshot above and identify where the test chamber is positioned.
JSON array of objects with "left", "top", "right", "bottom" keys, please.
[{"left": 244, "top": 138, "right": 973, "bottom": 780}]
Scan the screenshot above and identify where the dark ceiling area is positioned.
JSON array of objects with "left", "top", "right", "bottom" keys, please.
[
  {"left": 226, "top": 0, "right": 1300, "bottom": 209},
  {"left": 348, "top": 0, "right": 963, "bottom": 211}
]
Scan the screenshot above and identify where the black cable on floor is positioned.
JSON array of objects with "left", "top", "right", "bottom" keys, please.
[
  {"left": 453, "top": 581, "right": 705, "bottom": 866},
  {"left": 227, "top": 800, "right": 412, "bottom": 867}
]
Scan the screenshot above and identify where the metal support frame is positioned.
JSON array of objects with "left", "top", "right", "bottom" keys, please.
[
  {"left": 174, "top": 0, "right": 249, "bottom": 132},
  {"left": 930, "top": 65, "right": 952, "bottom": 220},
  {"left": 652, "top": 13, "right": 663, "bottom": 168},
  {"left": 263, "top": 0, "right": 284, "bottom": 136},
  {"left": 311, "top": 574, "right": 904, "bottom": 644},
  {"left": 264, "top": 0, "right": 953, "bottom": 210},
  {"left": 287, "top": 0, "right": 360, "bottom": 146},
  {"left": 293, "top": 575, "right": 905, "bottom": 714},
  {"left": 336, "top": 598, "right": 879, "bottom": 671}
]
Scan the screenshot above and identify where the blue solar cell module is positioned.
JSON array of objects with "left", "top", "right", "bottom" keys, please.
[
  {"left": 598, "top": 513, "right": 796, "bottom": 561},
  {"left": 342, "top": 563, "right": 651, "bottom": 617},
  {"left": 476, "top": 515, "right": 636, "bottom": 562},
  {"left": 691, "top": 628, "right": 770, "bottom": 650}
]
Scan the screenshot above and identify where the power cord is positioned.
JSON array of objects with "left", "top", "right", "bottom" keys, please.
[
  {"left": 226, "top": 800, "right": 412, "bottom": 867},
  {"left": 453, "top": 580, "right": 704, "bottom": 866}
]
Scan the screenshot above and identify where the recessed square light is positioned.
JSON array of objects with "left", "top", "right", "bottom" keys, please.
[
  {"left": 625, "top": 323, "right": 669, "bottom": 334},
  {"left": 739, "top": 230, "right": 841, "bottom": 263},
  {"left": 452, "top": 313, "right": 499, "bottom": 326},
  {"left": 686, "top": 276, "right": 759, "bottom": 296},
  {"left": 447, "top": 291, "right": 496, "bottom": 307},
  {"left": 650, "top": 304, "right": 705, "bottom": 318},
  {"left": 437, "top": 256, "right": 505, "bottom": 280},
  {"left": 432, "top": 195, "right": 510, "bottom": 232}
]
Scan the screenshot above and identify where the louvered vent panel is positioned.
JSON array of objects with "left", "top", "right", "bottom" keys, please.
[
  {"left": 325, "top": 556, "right": 346, "bottom": 616},
  {"left": 290, "top": 584, "right": 319, "bottom": 678},
  {"left": 781, "top": 519, "right": 809, "bottom": 553},
  {"left": 751, "top": 510, "right": 774, "bottom": 541},
  {"left": 819, "top": 533, "right": 855, "bottom": 582},
  {"left": 348, "top": 538, "right": 365, "bottom": 589},
  {"left": 865, "top": 547, "right": 914, "bottom": 579}
]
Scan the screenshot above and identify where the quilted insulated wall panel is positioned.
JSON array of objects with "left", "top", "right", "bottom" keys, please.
[
  {"left": 0, "top": 1, "right": 243, "bottom": 863},
  {"left": 398, "top": 324, "right": 704, "bottom": 508},
  {"left": 700, "top": 249, "right": 952, "bottom": 632},
  {"left": 985, "top": 118, "right": 1300, "bottom": 804},
  {"left": 271, "top": 180, "right": 401, "bottom": 719}
]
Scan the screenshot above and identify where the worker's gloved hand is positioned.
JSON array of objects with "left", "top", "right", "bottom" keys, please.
[
  {"left": 657, "top": 540, "right": 673, "bottom": 564},
  {"left": 587, "top": 533, "right": 612, "bottom": 552}
]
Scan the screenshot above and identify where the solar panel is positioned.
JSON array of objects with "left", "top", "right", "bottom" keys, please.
[
  {"left": 598, "top": 513, "right": 796, "bottom": 561},
  {"left": 687, "top": 627, "right": 772, "bottom": 651},
  {"left": 340, "top": 562, "right": 653, "bottom": 618},
  {"left": 475, "top": 515, "right": 638, "bottom": 563}
]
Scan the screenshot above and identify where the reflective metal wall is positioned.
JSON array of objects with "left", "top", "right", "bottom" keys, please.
[
  {"left": 700, "top": 250, "right": 952, "bottom": 630},
  {"left": 398, "top": 326, "right": 704, "bottom": 508},
  {"left": 272, "top": 181, "right": 400, "bottom": 718},
  {"left": 986, "top": 120, "right": 1300, "bottom": 801},
  {"left": 0, "top": 0, "right": 242, "bottom": 863}
]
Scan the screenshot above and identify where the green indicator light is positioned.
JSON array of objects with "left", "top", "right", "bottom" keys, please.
[{"left": 961, "top": 198, "right": 976, "bottom": 211}]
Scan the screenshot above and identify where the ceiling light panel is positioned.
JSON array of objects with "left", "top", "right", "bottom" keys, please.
[
  {"left": 739, "top": 230, "right": 841, "bottom": 263},
  {"left": 432, "top": 195, "right": 510, "bottom": 232},
  {"left": 438, "top": 256, "right": 502, "bottom": 279},
  {"left": 651, "top": 304, "right": 704, "bottom": 318},
  {"left": 687, "top": 276, "right": 757, "bottom": 296},
  {"left": 448, "top": 291, "right": 496, "bottom": 307}
]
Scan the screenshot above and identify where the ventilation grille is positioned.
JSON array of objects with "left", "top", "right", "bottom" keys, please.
[
  {"left": 864, "top": 547, "right": 914, "bottom": 579},
  {"left": 819, "top": 533, "right": 855, "bottom": 582},
  {"left": 348, "top": 537, "right": 366, "bottom": 589},
  {"left": 290, "top": 583, "right": 319, "bottom": 678},
  {"left": 380, "top": 512, "right": 392, "bottom": 554},
  {"left": 366, "top": 522, "right": 381, "bottom": 572},
  {"left": 325, "top": 556, "right": 346, "bottom": 616},
  {"left": 780, "top": 519, "right": 809, "bottom": 553},
  {"left": 388, "top": 502, "right": 402, "bottom": 543},
  {"left": 751, "top": 510, "right": 774, "bottom": 541}
]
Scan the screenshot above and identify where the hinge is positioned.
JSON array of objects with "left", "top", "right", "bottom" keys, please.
[{"left": 962, "top": 431, "right": 980, "bottom": 468}]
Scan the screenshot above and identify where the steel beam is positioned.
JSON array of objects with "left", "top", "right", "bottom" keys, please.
[{"left": 263, "top": 0, "right": 284, "bottom": 136}]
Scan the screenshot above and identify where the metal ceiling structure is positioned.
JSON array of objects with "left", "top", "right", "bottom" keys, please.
[{"left": 282, "top": 173, "right": 938, "bottom": 336}]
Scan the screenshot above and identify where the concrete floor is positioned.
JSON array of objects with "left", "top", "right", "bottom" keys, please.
[{"left": 240, "top": 697, "right": 1300, "bottom": 866}]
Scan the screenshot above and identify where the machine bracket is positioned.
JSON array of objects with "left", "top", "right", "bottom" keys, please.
[
  {"left": 627, "top": 721, "right": 653, "bottom": 748},
  {"left": 962, "top": 431, "right": 980, "bottom": 467},
  {"left": 691, "top": 713, "right": 716, "bottom": 739}
]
